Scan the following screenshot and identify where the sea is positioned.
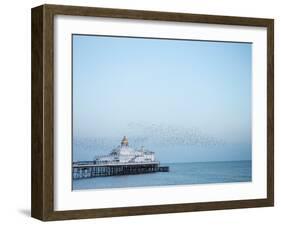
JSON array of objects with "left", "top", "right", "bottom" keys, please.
[{"left": 72, "top": 160, "right": 251, "bottom": 190}]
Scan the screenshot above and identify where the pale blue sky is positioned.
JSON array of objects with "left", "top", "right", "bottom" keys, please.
[{"left": 72, "top": 34, "right": 252, "bottom": 162}]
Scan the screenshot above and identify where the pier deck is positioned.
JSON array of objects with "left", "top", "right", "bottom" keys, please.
[{"left": 73, "top": 162, "right": 169, "bottom": 179}]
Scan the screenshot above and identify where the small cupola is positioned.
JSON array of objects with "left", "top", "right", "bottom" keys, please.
[{"left": 121, "top": 136, "right": 129, "bottom": 147}]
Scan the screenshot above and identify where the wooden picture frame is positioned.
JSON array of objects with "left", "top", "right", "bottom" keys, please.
[{"left": 31, "top": 4, "right": 274, "bottom": 221}]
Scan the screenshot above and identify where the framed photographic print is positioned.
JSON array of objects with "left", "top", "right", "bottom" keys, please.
[{"left": 31, "top": 4, "right": 274, "bottom": 221}]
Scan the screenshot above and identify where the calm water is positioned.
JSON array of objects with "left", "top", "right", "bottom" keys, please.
[{"left": 72, "top": 160, "right": 251, "bottom": 190}]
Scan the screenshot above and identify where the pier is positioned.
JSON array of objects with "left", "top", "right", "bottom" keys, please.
[
  {"left": 73, "top": 161, "right": 169, "bottom": 179},
  {"left": 73, "top": 136, "right": 169, "bottom": 180}
]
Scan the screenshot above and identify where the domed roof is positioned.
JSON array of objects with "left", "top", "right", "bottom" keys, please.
[{"left": 121, "top": 136, "right": 129, "bottom": 146}]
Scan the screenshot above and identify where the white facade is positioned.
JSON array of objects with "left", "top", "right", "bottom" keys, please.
[{"left": 94, "top": 136, "right": 156, "bottom": 164}]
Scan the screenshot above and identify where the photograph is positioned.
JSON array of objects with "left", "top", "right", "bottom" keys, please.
[
  {"left": 72, "top": 34, "right": 252, "bottom": 190},
  {"left": 30, "top": 3, "right": 274, "bottom": 221}
]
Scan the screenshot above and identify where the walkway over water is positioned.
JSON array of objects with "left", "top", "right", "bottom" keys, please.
[{"left": 73, "top": 162, "right": 169, "bottom": 179}]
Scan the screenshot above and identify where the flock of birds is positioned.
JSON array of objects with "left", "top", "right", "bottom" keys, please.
[
  {"left": 74, "top": 122, "right": 225, "bottom": 158},
  {"left": 126, "top": 122, "right": 225, "bottom": 148}
]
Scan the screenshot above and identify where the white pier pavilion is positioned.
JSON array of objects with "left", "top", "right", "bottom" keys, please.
[{"left": 94, "top": 136, "right": 156, "bottom": 164}]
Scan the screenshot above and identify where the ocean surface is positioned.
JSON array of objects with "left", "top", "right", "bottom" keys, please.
[{"left": 72, "top": 160, "right": 251, "bottom": 190}]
